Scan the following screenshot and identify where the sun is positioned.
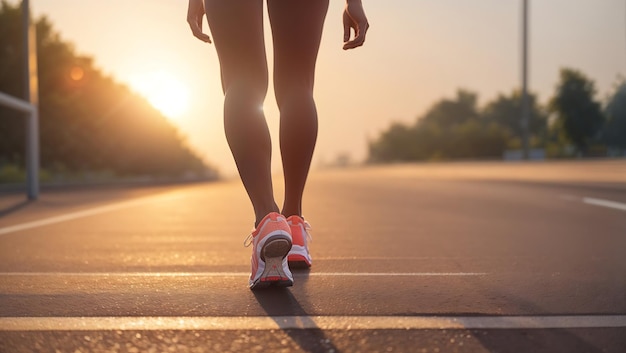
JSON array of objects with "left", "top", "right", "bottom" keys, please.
[{"left": 129, "top": 71, "right": 190, "bottom": 120}]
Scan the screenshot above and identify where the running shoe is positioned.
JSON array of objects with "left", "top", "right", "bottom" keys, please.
[
  {"left": 287, "top": 215, "right": 313, "bottom": 268},
  {"left": 245, "top": 212, "right": 293, "bottom": 289}
]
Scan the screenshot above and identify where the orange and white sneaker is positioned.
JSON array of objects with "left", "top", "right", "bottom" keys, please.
[
  {"left": 287, "top": 215, "right": 313, "bottom": 268},
  {"left": 244, "top": 212, "right": 293, "bottom": 289}
]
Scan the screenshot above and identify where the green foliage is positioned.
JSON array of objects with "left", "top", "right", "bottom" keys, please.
[
  {"left": 482, "top": 90, "right": 548, "bottom": 143},
  {"left": 368, "top": 67, "right": 618, "bottom": 163},
  {"left": 0, "top": 164, "right": 24, "bottom": 183},
  {"left": 0, "top": 1, "right": 214, "bottom": 179},
  {"left": 0, "top": 1, "right": 26, "bottom": 162},
  {"left": 603, "top": 80, "right": 626, "bottom": 149},
  {"left": 421, "top": 90, "right": 479, "bottom": 127},
  {"left": 549, "top": 68, "right": 605, "bottom": 154},
  {"left": 368, "top": 90, "right": 510, "bottom": 162}
]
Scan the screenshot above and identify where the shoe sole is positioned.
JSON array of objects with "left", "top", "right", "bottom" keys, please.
[
  {"left": 287, "top": 244, "right": 312, "bottom": 269},
  {"left": 288, "top": 254, "right": 312, "bottom": 269},
  {"left": 250, "top": 236, "right": 293, "bottom": 289}
]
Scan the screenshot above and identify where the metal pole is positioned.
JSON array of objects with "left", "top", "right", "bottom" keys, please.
[
  {"left": 521, "top": 0, "right": 530, "bottom": 160},
  {"left": 26, "top": 109, "right": 39, "bottom": 200},
  {"left": 22, "top": 0, "right": 39, "bottom": 200},
  {"left": 22, "top": 0, "right": 30, "bottom": 102}
]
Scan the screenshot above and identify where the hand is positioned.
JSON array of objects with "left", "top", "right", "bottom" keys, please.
[
  {"left": 187, "top": 0, "right": 211, "bottom": 43},
  {"left": 343, "top": 0, "right": 369, "bottom": 50}
]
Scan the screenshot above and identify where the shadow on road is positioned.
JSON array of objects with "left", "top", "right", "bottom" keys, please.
[
  {"left": 0, "top": 199, "right": 33, "bottom": 218},
  {"left": 467, "top": 280, "right": 618, "bottom": 352},
  {"left": 252, "top": 270, "right": 340, "bottom": 353},
  {"left": 470, "top": 327, "right": 622, "bottom": 353}
]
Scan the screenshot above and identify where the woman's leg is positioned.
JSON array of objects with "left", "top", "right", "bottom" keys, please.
[
  {"left": 267, "top": 0, "right": 329, "bottom": 217},
  {"left": 204, "top": 0, "right": 278, "bottom": 225}
]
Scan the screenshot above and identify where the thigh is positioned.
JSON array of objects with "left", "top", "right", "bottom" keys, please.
[
  {"left": 204, "top": 0, "right": 268, "bottom": 91},
  {"left": 267, "top": 0, "right": 329, "bottom": 95}
]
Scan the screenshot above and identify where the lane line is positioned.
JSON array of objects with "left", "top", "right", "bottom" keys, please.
[
  {"left": 316, "top": 257, "right": 458, "bottom": 261},
  {"left": 0, "top": 315, "right": 624, "bottom": 331},
  {"left": 305, "top": 272, "right": 487, "bottom": 277},
  {"left": 583, "top": 197, "right": 626, "bottom": 212},
  {"left": 0, "top": 194, "right": 180, "bottom": 236},
  {"left": 0, "top": 272, "right": 487, "bottom": 277}
]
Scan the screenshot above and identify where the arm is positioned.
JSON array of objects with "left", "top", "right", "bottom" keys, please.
[
  {"left": 343, "top": 0, "right": 369, "bottom": 50},
  {"left": 187, "top": 0, "right": 212, "bottom": 43}
]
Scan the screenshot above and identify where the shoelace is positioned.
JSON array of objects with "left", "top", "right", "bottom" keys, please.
[{"left": 243, "top": 232, "right": 254, "bottom": 247}]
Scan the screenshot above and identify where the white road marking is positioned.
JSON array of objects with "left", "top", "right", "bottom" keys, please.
[
  {"left": 559, "top": 194, "right": 626, "bottom": 212},
  {"left": 317, "top": 256, "right": 452, "bottom": 261},
  {"left": 0, "top": 194, "right": 180, "bottom": 236},
  {"left": 307, "top": 272, "right": 487, "bottom": 277},
  {"left": 583, "top": 197, "right": 626, "bottom": 212},
  {"left": 0, "top": 271, "right": 487, "bottom": 277},
  {"left": 0, "top": 315, "right": 624, "bottom": 331}
]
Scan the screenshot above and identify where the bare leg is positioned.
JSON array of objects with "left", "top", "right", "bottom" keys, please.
[
  {"left": 205, "top": 0, "right": 278, "bottom": 225},
  {"left": 268, "top": 0, "right": 329, "bottom": 218}
]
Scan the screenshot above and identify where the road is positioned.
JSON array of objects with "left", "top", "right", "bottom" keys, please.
[{"left": 0, "top": 160, "right": 625, "bottom": 352}]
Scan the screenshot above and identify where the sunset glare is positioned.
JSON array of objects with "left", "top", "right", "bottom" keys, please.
[
  {"left": 129, "top": 71, "right": 190, "bottom": 120},
  {"left": 26, "top": 0, "right": 626, "bottom": 175}
]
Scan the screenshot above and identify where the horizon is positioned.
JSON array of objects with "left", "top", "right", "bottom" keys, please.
[{"left": 17, "top": 0, "right": 626, "bottom": 175}]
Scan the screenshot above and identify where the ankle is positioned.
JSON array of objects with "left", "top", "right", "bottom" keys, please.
[
  {"left": 281, "top": 207, "right": 302, "bottom": 219},
  {"left": 254, "top": 208, "right": 281, "bottom": 228}
]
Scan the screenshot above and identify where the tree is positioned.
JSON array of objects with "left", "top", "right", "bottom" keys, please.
[
  {"left": 0, "top": 1, "right": 214, "bottom": 178},
  {"left": 420, "top": 89, "right": 479, "bottom": 127},
  {"left": 368, "top": 90, "right": 510, "bottom": 162},
  {"left": 549, "top": 68, "right": 605, "bottom": 154},
  {"left": 368, "top": 122, "right": 420, "bottom": 162},
  {"left": 603, "top": 80, "right": 626, "bottom": 150},
  {"left": 482, "top": 90, "right": 548, "bottom": 144},
  {"left": 0, "top": 0, "right": 26, "bottom": 165}
]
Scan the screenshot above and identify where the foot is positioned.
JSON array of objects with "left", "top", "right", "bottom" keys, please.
[
  {"left": 286, "top": 215, "right": 313, "bottom": 269},
  {"left": 246, "top": 212, "right": 294, "bottom": 289}
]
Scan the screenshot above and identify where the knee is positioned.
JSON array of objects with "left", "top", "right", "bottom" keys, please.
[
  {"left": 224, "top": 77, "right": 268, "bottom": 108},
  {"left": 274, "top": 80, "right": 315, "bottom": 110}
]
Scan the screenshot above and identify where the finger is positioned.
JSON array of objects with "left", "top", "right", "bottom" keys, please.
[
  {"left": 187, "top": 19, "right": 212, "bottom": 43},
  {"left": 343, "top": 13, "right": 351, "bottom": 42},
  {"left": 343, "top": 35, "right": 364, "bottom": 49},
  {"left": 195, "top": 31, "right": 212, "bottom": 43},
  {"left": 343, "top": 23, "right": 351, "bottom": 43},
  {"left": 190, "top": 26, "right": 212, "bottom": 43},
  {"left": 195, "top": 13, "right": 212, "bottom": 43},
  {"left": 343, "top": 22, "right": 368, "bottom": 50},
  {"left": 343, "top": 32, "right": 364, "bottom": 50}
]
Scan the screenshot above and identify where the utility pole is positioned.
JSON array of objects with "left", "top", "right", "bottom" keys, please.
[
  {"left": 521, "top": 0, "right": 530, "bottom": 160},
  {"left": 22, "top": 0, "right": 39, "bottom": 199}
]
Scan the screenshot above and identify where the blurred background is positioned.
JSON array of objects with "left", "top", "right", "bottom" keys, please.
[{"left": 0, "top": 0, "right": 625, "bottom": 184}]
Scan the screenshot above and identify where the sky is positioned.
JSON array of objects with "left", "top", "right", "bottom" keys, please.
[{"left": 19, "top": 0, "right": 626, "bottom": 176}]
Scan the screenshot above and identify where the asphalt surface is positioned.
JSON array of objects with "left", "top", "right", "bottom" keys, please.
[{"left": 0, "top": 160, "right": 625, "bottom": 352}]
